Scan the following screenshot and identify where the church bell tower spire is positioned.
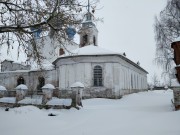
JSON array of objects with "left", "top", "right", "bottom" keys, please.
[
  {"left": 88, "top": 0, "right": 90, "bottom": 12},
  {"left": 78, "top": 0, "right": 98, "bottom": 48}
]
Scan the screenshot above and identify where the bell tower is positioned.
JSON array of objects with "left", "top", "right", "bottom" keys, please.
[{"left": 78, "top": 0, "right": 98, "bottom": 48}]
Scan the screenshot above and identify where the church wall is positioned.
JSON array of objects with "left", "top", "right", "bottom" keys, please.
[
  {"left": 119, "top": 64, "right": 124, "bottom": 90},
  {"left": 84, "top": 63, "right": 92, "bottom": 87},
  {"left": 113, "top": 63, "right": 121, "bottom": 96},
  {"left": 87, "top": 29, "right": 98, "bottom": 46},
  {"left": 76, "top": 63, "right": 85, "bottom": 86},
  {"left": 0, "top": 69, "right": 57, "bottom": 92},
  {"left": 112, "top": 60, "right": 148, "bottom": 95},
  {"left": 0, "top": 54, "right": 148, "bottom": 99},
  {"left": 68, "top": 64, "right": 75, "bottom": 88},
  {"left": 0, "top": 71, "right": 29, "bottom": 90},
  {"left": 55, "top": 55, "right": 147, "bottom": 76},
  {"left": 59, "top": 65, "right": 66, "bottom": 89},
  {"left": 12, "top": 63, "right": 30, "bottom": 71},
  {"left": 59, "top": 63, "right": 92, "bottom": 89},
  {"left": 79, "top": 27, "right": 98, "bottom": 47},
  {"left": 104, "top": 63, "right": 113, "bottom": 88},
  {"left": 28, "top": 70, "right": 57, "bottom": 92},
  {"left": 56, "top": 55, "right": 148, "bottom": 97},
  {"left": 1, "top": 61, "right": 13, "bottom": 72}
]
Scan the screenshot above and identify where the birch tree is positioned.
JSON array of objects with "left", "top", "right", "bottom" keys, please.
[
  {"left": 0, "top": 0, "right": 98, "bottom": 63},
  {"left": 154, "top": 0, "right": 180, "bottom": 79}
]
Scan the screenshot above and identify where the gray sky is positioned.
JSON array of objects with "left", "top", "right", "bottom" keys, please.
[
  {"left": 0, "top": 0, "right": 167, "bottom": 83},
  {"left": 95, "top": 0, "right": 167, "bottom": 83}
]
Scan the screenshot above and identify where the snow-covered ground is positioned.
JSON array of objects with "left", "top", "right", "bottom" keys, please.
[{"left": 0, "top": 90, "right": 180, "bottom": 135}]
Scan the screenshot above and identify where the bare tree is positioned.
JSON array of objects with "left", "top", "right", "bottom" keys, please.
[
  {"left": 154, "top": 0, "right": 180, "bottom": 77},
  {"left": 0, "top": 0, "right": 99, "bottom": 64}
]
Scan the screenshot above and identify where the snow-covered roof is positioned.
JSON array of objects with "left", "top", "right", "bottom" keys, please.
[
  {"left": 12, "top": 61, "right": 21, "bottom": 64},
  {"left": 60, "top": 45, "right": 119, "bottom": 57},
  {"left": 0, "top": 70, "right": 30, "bottom": 74},
  {"left": 30, "top": 60, "right": 55, "bottom": 71},
  {"left": 41, "top": 62, "right": 54, "bottom": 70},
  {"left": 2, "top": 59, "right": 14, "bottom": 62},
  {"left": 54, "top": 45, "right": 148, "bottom": 74},
  {"left": 0, "top": 85, "right": 7, "bottom": 91},
  {"left": 12, "top": 61, "right": 29, "bottom": 66},
  {"left": 15, "top": 84, "right": 28, "bottom": 90},
  {"left": 42, "top": 84, "right": 55, "bottom": 89},
  {"left": 70, "top": 82, "right": 84, "bottom": 88}
]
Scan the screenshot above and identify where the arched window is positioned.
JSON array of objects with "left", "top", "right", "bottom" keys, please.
[
  {"left": 17, "top": 76, "right": 25, "bottom": 86},
  {"left": 94, "top": 65, "right": 103, "bottom": 86},
  {"left": 37, "top": 77, "right": 45, "bottom": 91}
]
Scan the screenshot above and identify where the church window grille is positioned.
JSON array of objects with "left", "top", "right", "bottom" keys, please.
[{"left": 94, "top": 65, "right": 103, "bottom": 86}]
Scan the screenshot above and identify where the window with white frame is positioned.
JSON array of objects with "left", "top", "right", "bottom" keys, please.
[{"left": 93, "top": 65, "right": 103, "bottom": 86}]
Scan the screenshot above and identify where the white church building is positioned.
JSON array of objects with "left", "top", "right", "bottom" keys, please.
[{"left": 0, "top": 10, "right": 148, "bottom": 99}]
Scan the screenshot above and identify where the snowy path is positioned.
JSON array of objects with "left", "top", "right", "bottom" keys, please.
[{"left": 0, "top": 90, "right": 180, "bottom": 135}]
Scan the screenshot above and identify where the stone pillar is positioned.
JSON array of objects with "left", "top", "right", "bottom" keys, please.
[
  {"left": 70, "top": 82, "right": 84, "bottom": 107},
  {"left": 42, "top": 84, "right": 55, "bottom": 104},
  {"left": 0, "top": 85, "right": 7, "bottom": 98},
  {"left": 15, "top": 84, "right": 28, "bottom": 102}
]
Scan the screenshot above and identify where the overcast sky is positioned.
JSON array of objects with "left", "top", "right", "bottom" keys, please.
[
  {"left": 0, "top": 0, "right": 168, "bottom": 83},
  {"left": 95, "top": 0, "right": 167, "bottom": 83}
]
